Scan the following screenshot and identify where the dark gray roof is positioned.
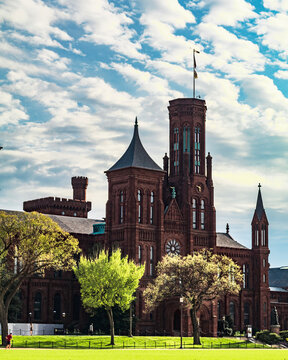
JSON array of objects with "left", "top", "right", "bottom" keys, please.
[
  {"left": 269, "top": 267, "right": 288, "bottom": 288},
  {"left": 47, "top": 214, "right": 101, "bottom": 234},
  {"left": 0, "top": 209, "right": 101, "bottom": 235},
  {"left": 216, "top": 232, "right": 248, "bottom": 249},
  {"left": 108, "top": 119, "right": 162, "bottom": 172},
  {"left": 270, "top": 287, "right": 288, "bottom": 293},
  {"left": 255, "top": 185, "right": 265, "bottom": 220}
]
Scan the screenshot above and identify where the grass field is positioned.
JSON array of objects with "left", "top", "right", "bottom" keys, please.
[
  {"left": 0, "top": 349, "right": 287, "bottom": 360},
  {"left": 10, "top": 335, "right": 267, "bottom": 349}
]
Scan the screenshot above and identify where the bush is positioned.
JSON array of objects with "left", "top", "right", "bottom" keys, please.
[
  {"left": 279, "top": 330, "right": 288, "bottom": 341},
  {"left": 255, "top": 330, "right": 282, "bottom": 345}
]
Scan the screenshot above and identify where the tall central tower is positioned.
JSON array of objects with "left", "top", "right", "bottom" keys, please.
[{"left": 165, "top": 98, "right": 216, "bottom": 250}]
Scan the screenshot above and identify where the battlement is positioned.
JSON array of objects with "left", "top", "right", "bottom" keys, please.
[{"left": 71, "top": 176, "right": 88, "bottom": 201}]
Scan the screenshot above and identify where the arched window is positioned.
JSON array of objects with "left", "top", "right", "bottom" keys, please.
[
  {"left": 173, "top": 128, "right": 179, "bottom": 175},
  {"left": 138, "top": 190, "right": 142, "bottom": 223},
  {"left": 150, "top": 191, "right": 154, "bottom": 225},
  {"left": 34, "top": 292, "right": 42, "bottom": 320},
  {"left": 243, "top": 264, "right": 249, "bottom": 289},
  {"left": 119, "top": 191, "right": 124, "bottom": 224},
  {"left": 138, "top": 245, "right": 142, "bottom": 264},
  {"left": 200, "top": 200, "right": 205, "bottom": 230},
  {"left": 229, "top": 301, "right": 235, "bottom": 325},
  {"left": 261, "top": 225, "right": 266, "bottom": 246},
  {"left": 73, "top": 294, "right": 80, "bottom": 321},
  {"left": 53, "top": 293, "right": 61, "bottom": 320},
  {"left": 195, "top": 127, "right": 201, "bottom": 174},
  {"left": 244, "top": 302, "right": 250, "bottom": 326},
  {"left": 192, "top": 198, "right": 197, "bottom": 229},
  {"left": 255, "top": 224, "right": 259, "bottom": 246},
  {"left": 150, "top": 246, "right": 154, "bottom": 276}
]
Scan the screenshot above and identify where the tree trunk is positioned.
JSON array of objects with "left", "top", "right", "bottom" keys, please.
[
  {"left": 129, "top": 302, "right": 133, "bottom": 337},
  {"left": 191, "top": 306, "right": 201, "bottom": 345},
  {"left": 0, "top": 301, "right": 8, "bottom": 347},
  {"left": 106, "top": 307, "right": 115, "bottom": 345}
]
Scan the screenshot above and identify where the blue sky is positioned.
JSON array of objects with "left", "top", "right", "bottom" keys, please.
[{"left": 0, "top": 0, "right": 287, "bottom": 267}]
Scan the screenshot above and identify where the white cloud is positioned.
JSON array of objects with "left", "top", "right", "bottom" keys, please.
[
  {"left": 196, "top": 23, "right": 266, "bottom": 76},
  {"left": 36, "top": 49, "right": 71, "bottom": 70},
  {"left": 201, "top": 0, "right": 256, "bottom": 26},
  {"left": 274, "top": 70, "right": 288, "bottom": 79},
  {"left": 0, "top": 0, "right": 71, "bottom": 46},
  {"left": 111, "top": 62, "right": 182, "bottom": 97},
  {"left": 59, "top": 0, "right": 145, "bottom": 60},
  {"left": 137, "top": 0, "right": 196, "bottom": 64},
  {"left": 263, "top": 0, "right": 288, "bottom": 12},
  {"left": 0, "top": 89, "right": 28, "bottom": 126},
  {"left": 252, "top": 12, "right": 288, "bottom": 56}
]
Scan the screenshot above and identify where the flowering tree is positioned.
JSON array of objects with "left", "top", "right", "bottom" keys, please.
[{"left": 144, "top": 251, "right": 242, "bottom": 345}]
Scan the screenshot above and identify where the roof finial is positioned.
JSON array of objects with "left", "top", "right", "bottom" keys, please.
[
  {"left": 170, "top": 186, "right": 176, "bottom": 199},
  {"left": 135, "top": 116, "right": 138, "bottom": 126},
  {"left": 258, "top": 183, "right": 261, "bottom": 189},
  {"left": 226, "top": 223, "right": 229, "bottom": 234}
]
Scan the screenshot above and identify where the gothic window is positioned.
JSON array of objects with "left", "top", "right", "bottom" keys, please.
[
  {"left": 244, "top": 302, "right": 250, "bottom": 326},
  {"left": 173, "top": 128, "right": 179, "bottom": 175},
  {"left": 138, "top": 190, "right": 142, "bottom": 223},
  {"left": 229, "top": 301, "right": 235, "bottom": 325},
  {"left": 119, "top": 191, "right": 124, "bottom": 224},
  {"left": 263, "top": 273, "right": 266, "bottom": 283},
  {"left": 195, "top": 126, "right": 201, "bottom": 174},
  {"left": 150, "top": 246, "right": 154, "bottom": 276},
  {"left": 34, "top": 292, "right": 42, "bottom": 320},
  {"left": 200, "top": 200, "right": 205, "bottom": 230},
  {"left": 150, "top": 191, "right": 154, "bottom": 224},
  {"left": 53, "top": 293, "right": 61, "bottom": 320},
  {"left": 229, "top": 265, "right": 235, "bottom": 283},
  {"left": 243, "top": 264, "right": 249, "bottom": 289},
  {"left": 263, "top": 258, "right": 266, "bottom": 267},
  {"left": 183, "top": 126, "right": 190, "bottom": 153},
  {"left": 261, "top": 225, "right": 266, "bottom": 246},
  {"left": 255, "top": 224, "right": 259, "bottom": 246},
  {"left": 138, "top": 245, "right": 142, "bottom": 264},
  {"left": 192, "top": 198, "right": 197, "bottom": 229}
]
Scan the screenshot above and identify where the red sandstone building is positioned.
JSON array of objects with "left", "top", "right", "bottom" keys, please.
[{"left": 4, "top": 96, "right": 287, "bottom": 335}]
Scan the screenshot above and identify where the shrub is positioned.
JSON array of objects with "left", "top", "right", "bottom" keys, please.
[
  {"left": 255, "top": 330, "right": 281, "bottom": 344},
  {"left": 279, "top": 330, "right": 288, "bottom": 341}
]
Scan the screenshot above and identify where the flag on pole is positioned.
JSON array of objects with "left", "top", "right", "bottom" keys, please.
[{"left": 193, "top": 49, "right": 200, "bottom": 79}]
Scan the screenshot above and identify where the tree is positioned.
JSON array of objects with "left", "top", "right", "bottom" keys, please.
[
  {"left": 144, "top": 251, "right": 242, "bottom": 345},
  {"left": 74, "top": 249, "right": 145, "bottom": 345},
  {"left": 0, "top": 211, "right": 80, "bottom": 346}
]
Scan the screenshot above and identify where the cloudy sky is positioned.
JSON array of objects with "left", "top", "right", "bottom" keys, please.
[{"left": 0, "top": 0, "right": 287, "bottom": 267}]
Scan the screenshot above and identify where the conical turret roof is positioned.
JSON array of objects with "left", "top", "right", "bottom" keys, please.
[
  {"left": 255, "top": 183, "right": 265, "bottom": 220},
  {"left": 108, "top": 118, "right": 162, "bottom": 172}
]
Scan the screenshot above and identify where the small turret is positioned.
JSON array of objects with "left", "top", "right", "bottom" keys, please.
[{"left": 72, "top": 176, "right": 88, "bottom": 201}]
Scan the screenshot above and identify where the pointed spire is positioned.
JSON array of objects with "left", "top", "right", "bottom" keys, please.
[
  {"left": 255, "top": 183, "right": 265, "bottom": 220},
  {"left": 108, "top": 118, "right": 162, "bottom": 172}
]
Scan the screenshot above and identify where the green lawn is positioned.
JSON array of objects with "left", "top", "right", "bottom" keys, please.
[
  {"left": 0, "top": 349, "right": 287, "bottom": 360},
  {"left": 10, "top": 335, "right": 267, "bottom": 349}
]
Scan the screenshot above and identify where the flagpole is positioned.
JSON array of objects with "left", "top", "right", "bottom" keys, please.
[
  {"left": 193, "top": 49, "right": 200, "bottom": 99},
  {"left": 193, "top": 49, "right": 195, "bottom": 98}
]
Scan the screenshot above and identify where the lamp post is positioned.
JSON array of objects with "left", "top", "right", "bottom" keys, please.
[{"left": 179, "top": 297, "right": 184, "bottom": 349}]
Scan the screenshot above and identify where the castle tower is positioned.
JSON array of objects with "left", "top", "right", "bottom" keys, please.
[
  {"left": 72, "top": 176, "right": 88, "bottom": 201},
  {"left": 251, "top": 184, "right": 270, "bottom": 330},
  {"left": 105, "top": 119, "right": 165, "bottom": 332},
  {"left": 165, "top": 98, "right": 216, "bottom": 252}
]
